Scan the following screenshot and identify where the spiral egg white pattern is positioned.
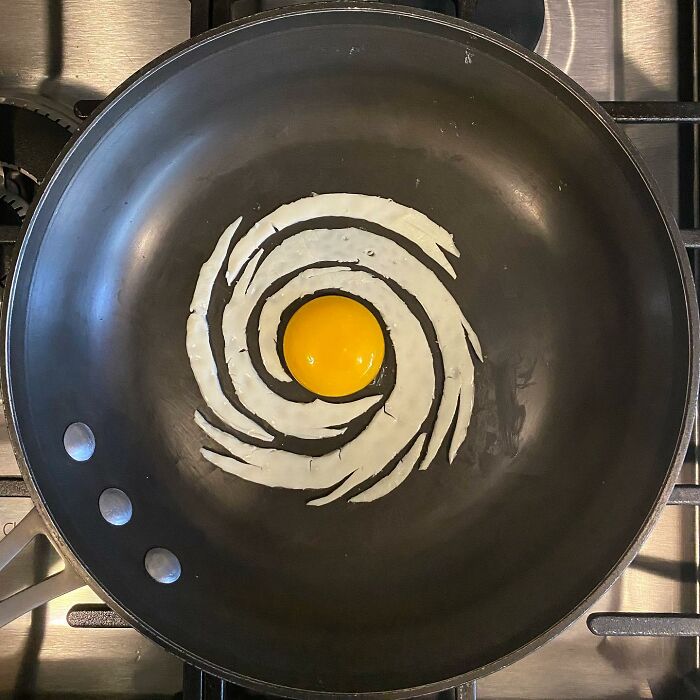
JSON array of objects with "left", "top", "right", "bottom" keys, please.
[{"left": 187, "top": 193, "right": 482, "bottom": 505}]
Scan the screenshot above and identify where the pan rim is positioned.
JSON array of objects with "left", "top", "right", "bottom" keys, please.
[{"left": 2, "top": 3, "right": 698, "bottom": 697}]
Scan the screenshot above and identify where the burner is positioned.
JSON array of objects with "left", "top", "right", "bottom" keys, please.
[
  {"left": 1, "top": 162, "right": 35, "bottom": 210},
  {"left": 0, "top": 187, "right": 27, "bottom": 287},
  {"left": 0, "top": 187, "right": 28, "bottom": 223},
  {"left": 0, "top": 99, "right": 74, "bottom": 286},
  {"left": 0, "top": 100, "right": 74, "bottom": 186},
  {"left": 468, "top": 0, "right": 545, "bottom": 52}
]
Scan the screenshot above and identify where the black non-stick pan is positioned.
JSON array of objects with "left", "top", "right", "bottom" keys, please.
[{"left": 0, "top": 5, "right": 697, "bottom": 697}]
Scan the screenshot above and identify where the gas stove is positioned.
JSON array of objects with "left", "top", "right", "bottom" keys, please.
[{"left": 1, "top": 1, "right": 699, "bottom": 698}]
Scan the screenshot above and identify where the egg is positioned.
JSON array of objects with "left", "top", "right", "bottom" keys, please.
[
  {"left": 199, "top": 265, "right": 434, "bottom": 506},
  {"left": 187, "top": 193, "right": 483, "bottom": 505},
  {"left": 282, "top": 295, "right": 385, "bottom": 398},
  {"left": 186, "top": 217, "right": 273, "bottom": 442}
]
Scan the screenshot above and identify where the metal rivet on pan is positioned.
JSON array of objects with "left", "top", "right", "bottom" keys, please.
[
  {"left": 98, "top": 488, "right": 133, "bottom": 526},
  {"left": 63, "top": 422, "right": 95, "bottom": 461},
  {"left": 144, "top": 548, "right": 181, "bottom": 584}
]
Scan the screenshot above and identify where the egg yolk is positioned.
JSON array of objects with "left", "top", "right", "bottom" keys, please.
[{"left": 282, "top": 295, "right": 385, "bottom": 398}]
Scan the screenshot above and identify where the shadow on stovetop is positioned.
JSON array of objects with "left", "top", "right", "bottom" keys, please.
[
  {"left": 652, "top": 669, "right": 700, "bottom": 700},
  {"left": 11, "top": 536, "right": 50, "bottom": 700},
  {"left": 631, "top": 555, "right": 698, "bottom": 584}
]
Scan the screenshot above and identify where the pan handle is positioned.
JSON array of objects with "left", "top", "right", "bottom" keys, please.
[{"left": 0, "top": 507, "right": 84, "bottom": 627}]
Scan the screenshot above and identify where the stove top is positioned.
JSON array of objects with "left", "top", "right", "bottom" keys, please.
[
  {"left": 468, "top": 0, "right": 544, "bottom": 53},
  {"left": 0, "top": 1, "right": 698, "bottom": 698}
]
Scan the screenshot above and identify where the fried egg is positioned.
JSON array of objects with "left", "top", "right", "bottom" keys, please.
[{"left": 187, "top": 193, "right": 482, "bottom": 505}]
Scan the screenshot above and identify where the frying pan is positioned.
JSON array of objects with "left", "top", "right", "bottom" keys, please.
[{"left": 0, "top": 4, "right": 697, "bottom": 696}]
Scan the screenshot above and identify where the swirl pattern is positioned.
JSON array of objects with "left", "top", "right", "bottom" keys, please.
[{"left": 186, "top": 193, "right": 482, "bottom": 505}]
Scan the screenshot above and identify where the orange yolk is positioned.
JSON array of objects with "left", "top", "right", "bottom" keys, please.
[{"left": 282, "top": 295, "right": 385, "bottom": 398}]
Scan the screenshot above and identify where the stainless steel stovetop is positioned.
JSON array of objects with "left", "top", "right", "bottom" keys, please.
[{"left": 0, "top": 1, "right": 697, "bottom": 698}]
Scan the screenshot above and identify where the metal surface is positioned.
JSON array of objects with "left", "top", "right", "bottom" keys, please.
[
  {"left": 3, "top": 3, "right": 697, "bottom": 696},
  {"left": 66, "top": 604, "right": 129, "bottom": 628},
  {"left": 0, "top": 478, "right": 27, "bottom": 497},
  {"left": 62, "top": 422, "right": 95, "bottom": 462},
  {"left": 144, "top": 549, "right": 182, "bottom": 585},
  {"left": 0, "top": 0, "right": 190, "bottom": 107},
  {"left": 478, "top": 505, "right": 697, "bottom": 699},
  {"left": 184, "top": 664, "right": 227, "bottom": 700},
  {"left": 0, "top": 496, "right": 182, "bottom": 698},
  {"left": 670, "top": 484, "right": 700, "bottom": 506},
  {"left": 0, "top": 0, "right": 696, "bottom": 698},
  {"left": 588, "top": 613, "right": 700, "bottom": 637},
  {"left": 0, "top": 508, "right": 82, "bottom": 627},
  {"left": 603, "top": 101, "right": 700, "bottom": 123},
  {"left": 536, "top": 0, "right": 614, "bottom": 99},
  {"left": 467, "top": 0, "right": 544, "bottom": 51},
  {"left": 456, "top": 683, "right": 477, "bottom": 700},
  {"left": 683, "top": 230, "right": 700, "bottom": 248},
  {"left": 99, "top": 487, "right": 133, "bottom": 526}
]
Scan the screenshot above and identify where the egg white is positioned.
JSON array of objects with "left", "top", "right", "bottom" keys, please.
[
  {"left": 200, "top": 266, "right": 432, "bottom": 504},
  {"left": 187, "top": 194, "right": 483, "bottom": 504}
]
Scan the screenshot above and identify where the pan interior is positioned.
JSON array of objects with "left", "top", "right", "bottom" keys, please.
[{"left": 5, "top": 9, "right": 692, "bottom": 694}]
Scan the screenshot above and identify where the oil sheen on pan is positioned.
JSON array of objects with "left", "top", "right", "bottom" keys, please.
[{"left": 186, "top": 193, "right": 483, "bottom": 505}]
